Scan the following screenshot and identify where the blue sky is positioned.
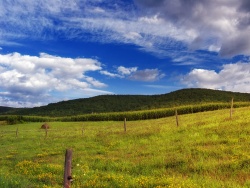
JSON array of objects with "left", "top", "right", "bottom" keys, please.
[{"left": 1, "top": 0, "right": 250, "bottom": 107}]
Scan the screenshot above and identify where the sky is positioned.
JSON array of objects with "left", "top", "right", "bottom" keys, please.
[{"left": 1, "top": 0, "right": 250, "bottom": 107}]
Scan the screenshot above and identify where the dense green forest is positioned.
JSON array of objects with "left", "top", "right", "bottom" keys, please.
[
  {"left": 1, "top": 88, "right": 250, "bottom": 116},
  {"left": 0, "top": 106, "right": 13, "bottom": 114}
]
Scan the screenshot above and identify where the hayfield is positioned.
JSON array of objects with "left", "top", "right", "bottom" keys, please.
[{"left": 0, "top": 107, "right": 250, "bottom": 187}]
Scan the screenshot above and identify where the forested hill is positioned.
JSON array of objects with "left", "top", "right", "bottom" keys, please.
[
  {"left": 1, "top": 88, "right": 250, "bottom": 116},
  {"left": 0, "top": 106, "right": 15, "bottom": 114}
]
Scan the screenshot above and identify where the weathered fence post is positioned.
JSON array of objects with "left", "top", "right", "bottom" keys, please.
[
  {"left": 45, "top": 127, "right": 48, "bottom": 138},
  {"left": 64, "top": 149, "right": 73, "bottom": 188},
  {"left": 230, "top": 97, "right": 234, "bottom": 119},
  {"left": 81, "top": 124, "right": 84, "bottom": 136},
  {"left": 175, "top": 109, "right": 179, "bottom": 127},
  {"left": 124, "top": 118, "right": 127, "bottom": 132}
]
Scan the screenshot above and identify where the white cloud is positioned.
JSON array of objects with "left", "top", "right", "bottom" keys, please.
[
  {"left": 101, "top": 66, "right": 165, "bottom": 82},
  {"left": 182, "top": 62, "right": 250, "bottom": 93},
  {"left": 100, "top": 70, "right": 122, "bottom": 78},
  {"left": 139, "top": 15, "right": 163, "bottom": 24},
  {"left": 83, "top": 76, "right": 107, "bottom": 88},
  {"left": 124, "top": 32, "right": 142, "bottom": 40},
  {"left": 208, "top": 45, "right": 221, "bottom": 52},
  {"left": 129, "top": 69, "right": 165, "bottom": 82},
  {"left": 135, "top": 0, "right": 250, "bottom": 57},
  {"left": 92, "top": 7, "right": 106, "bottom": 13},
  {"left": 0, "top": 0, "right": 209, "bottom": 61},
  {"left": 144, "top": 85, "right": 178, "bottom": 89},
  {"left": 0, "top": 52, "right": 110, "bottom": 107},
  {"left": 173, "top": 55, "right": 202, "bottom": 66},
  {"left": 0, "top": 51, "right": 166, "bottom": 107},
  {"left": 117, "top": 66, "right": 137, "bottom": 75},
  {"left": 2, "top": 0, "right": 246, "bottom": 68},
  {"left": 2, "top": 0, "right": 250, "bottom": 98}
]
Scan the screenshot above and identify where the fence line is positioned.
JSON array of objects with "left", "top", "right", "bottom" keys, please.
[
  {"left": 1, "top": 104, "right": 249, "bottom": 138},
  {"left": 0, "top": 128, "right": 86, "bottom": 139},
  {"left": 0, "top": 128, "right": 81, "bottom": 133}
]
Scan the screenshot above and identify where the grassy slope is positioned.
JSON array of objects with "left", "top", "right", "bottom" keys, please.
[
  {"left": 2, "top": 88, "right": 250, "bottom": 116},
  {"left": 1, "top": 107, "right": 250, "bottom": 187}
]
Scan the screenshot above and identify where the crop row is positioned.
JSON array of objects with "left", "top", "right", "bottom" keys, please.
[{"left": 1, "top": 102, "right": 249, "bottom": 124}]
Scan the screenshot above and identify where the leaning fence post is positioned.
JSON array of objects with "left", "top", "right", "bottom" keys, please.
[
  {"left": 45, "top": 127, "right": 48, "bottom": 138},
  {"left": 64, "top": 149, "right": 73, "bottom": 188},
  {"left": 175, "top": 109, "right": 179, "bottom": 127},
  {"left": 124, "top": 118, "right": 127, "bottom": 132},
  {"left": 230, "top": 97, "right": 234, "bottom": 119},
  {"left": 82, "top": 124, "right": 84, "bottom": 136}
]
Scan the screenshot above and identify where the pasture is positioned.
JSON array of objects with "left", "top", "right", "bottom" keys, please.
[{"left": 0, "top": 107, "right": 250, "bottom": 187}]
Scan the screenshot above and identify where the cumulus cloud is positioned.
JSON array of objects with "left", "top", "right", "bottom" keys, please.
[
  {"left": 0, "top": 52, "right": 111, "bottom": 107},
  {"left": 101, "top": 66, "right": 164, "bottom": 82},
  {"left": 220, "top": 31, "right": 250, "bottom": 57},
  {"left": 135, "top": 0, "right": 250, "bottom": 57},
  {"left": 99, "top": 70, "right": 122, "bottom": 78},
  {"left": 117, "top": 66, "right": 138, "bottom": 75},
  {"left": 144, "top": 85, "right": 178, "bottom": 89},
  {"left": 182, "top": 62, "right": 250, "bottom": 93},
  {"left": 0, "top": 51, "right": 164, "bottom": 107},
  {"left": 129, "top": 69, "right": 165, "bottom": 82}
]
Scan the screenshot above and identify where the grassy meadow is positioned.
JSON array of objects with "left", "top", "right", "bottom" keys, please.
[{"left": 0, "top": 107, "right": 250, "bottom": 187}]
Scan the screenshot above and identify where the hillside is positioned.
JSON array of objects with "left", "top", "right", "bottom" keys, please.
[
  {"left": 1, "top": 88, "right": 250, "bottom": 116},
  {"left": 1, "top": 108, "right": 250, "bottom": 187},
  {"left": 0, "top": 106, "right": 12, "bottom": 114}
]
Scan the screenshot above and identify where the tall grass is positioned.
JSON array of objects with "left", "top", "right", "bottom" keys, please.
[{"left": 0, "top": 107, "right": 250, "bottom": 187}]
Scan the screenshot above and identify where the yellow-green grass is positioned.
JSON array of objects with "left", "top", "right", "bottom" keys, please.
[{"left": 0, "top": 107, "right": 250, "bottom": 187}]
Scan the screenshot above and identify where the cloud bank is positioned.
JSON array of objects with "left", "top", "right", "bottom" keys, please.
[
  {"left": 0, "top": 52, "right": 110, "bottom": 107},
  {"left": 182, "top": 61, "right": 250, "bottom": 93},
  {"left": 135, "top": 0, "right": 250, "bottom": 57},
  {"left": 101, "top": 66, "right": 164, "bottom": 82},
  {"left": 0, "top": 52, "right": 164, "bottom": 107}
]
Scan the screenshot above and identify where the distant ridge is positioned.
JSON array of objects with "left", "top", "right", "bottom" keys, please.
[
  {"left": 0, "top": 106, "right": 14, "bottom": 114},
  {"left": 1, "top": 88, "right": 250, "bottom": 116}
]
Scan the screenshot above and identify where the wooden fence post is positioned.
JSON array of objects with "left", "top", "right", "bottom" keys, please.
[
  {"left": 45, "top": 127, "right": 48, "bottom": 138},
  {"left": 64, "top": 149, "right": 73, "bottom": 188},
  {"left": 230, "top": 97, "right": 234, "bottom": 119},
  {"left": 175, "top": 109, "right": 179, "bottom": 127},
  {"left": 124, "top": 118, "right": 127, "bottom": 132},
  {"left": 82, "top": 124, "right": 84, "bottom": 136}
]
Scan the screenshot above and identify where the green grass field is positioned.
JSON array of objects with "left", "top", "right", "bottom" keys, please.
[{"left": 0, "top": 107, "right": 250, "bottom": 187}]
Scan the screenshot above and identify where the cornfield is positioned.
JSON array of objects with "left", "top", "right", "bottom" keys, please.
[{"left": 1, "top": 102, "right": 250, "bottom": 124}]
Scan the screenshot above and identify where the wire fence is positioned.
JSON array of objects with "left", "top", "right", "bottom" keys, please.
[
  {"left": 0, "top": 118, "right": 129, "bottom": 139},
  {"left": 0, "top": 127, "right": 86, "bottom": 139}
]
